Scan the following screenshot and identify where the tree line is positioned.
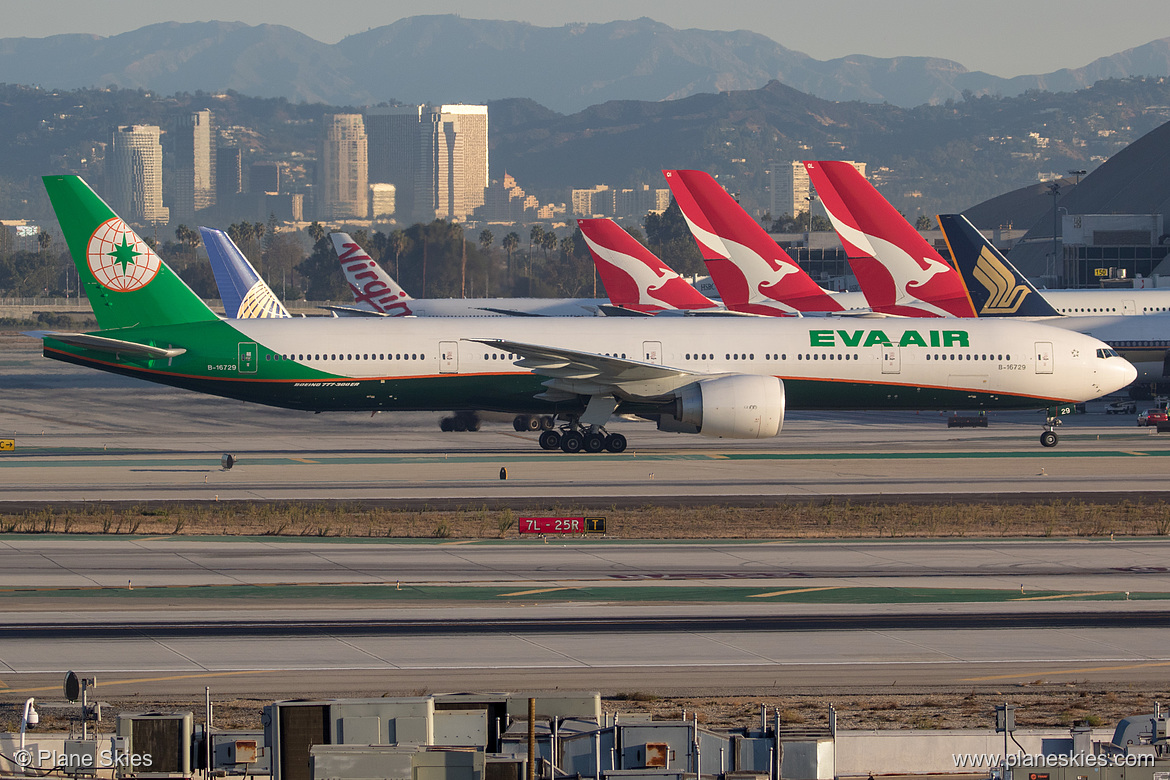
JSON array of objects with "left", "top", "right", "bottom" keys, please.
[{"left": 0, "top": 199, "right": 733, "bottom": 303}]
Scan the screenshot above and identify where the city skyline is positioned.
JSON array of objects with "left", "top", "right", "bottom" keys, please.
[{"left": 8, "top": 0, "right": 1170, "bottom": 81}]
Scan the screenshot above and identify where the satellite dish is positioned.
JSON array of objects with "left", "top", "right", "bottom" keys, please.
[{"left": 64, "top": 670, "right": 80, "bottom": 702}]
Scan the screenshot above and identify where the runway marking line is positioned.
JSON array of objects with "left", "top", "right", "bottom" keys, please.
[
  {"left": 440, "top": 540, "right": 481, "bottom": 546},
  {"left": 0, "top": 669, "right": 272, "bottom": 695},
  {"left": 1012, "top": 591, "right": 1116, "bottom": 601},
  {"left": 289, "top": 457, "right": 319, "bottom": 464},
  {"left": 749, "top": 586, "right": 842, "bottom": 598},
  {"left": 499, "top": 587, "right": 576, "bottom": 597},
  {"left": 962, "top": 660, "right": 1170, "bottom": 681}
]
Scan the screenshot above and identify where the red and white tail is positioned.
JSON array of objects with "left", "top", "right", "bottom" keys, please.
[
  {"left": 577, "top": 219, "right": 717, "bottom": 313},
  {"left": 663, "top": 169, "right": 843, "bottom": 315},
  {"left": 330, "top": 233, "right": 414, "bottom": 316},
  {"left": 802, "top": 161, "right": 975, "bottom": 318}
]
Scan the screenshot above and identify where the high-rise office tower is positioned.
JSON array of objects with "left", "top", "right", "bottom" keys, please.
[
  {"left": 249, "top": 161, "right": 282, "bottom": 194},
  {"left": 416, "top": 105, "right": 488, "bottom": 222},
  {"left": 172, "top": 109, "right": 215, "bottom": 224},
  {"left": 366, "top": 105, "right": 424, "bottom": 220},
  {"left": 216, "top": 146, "right": 243, "bottom": 204},
  {"left": 774, "top": 159, "right": 867, "bottom": 218},
  {"left": 319, "top": 114, "right": 369, "bottom": 219},
  {"left": 106, "top": 125, "right": 169, "bottom": 225}
]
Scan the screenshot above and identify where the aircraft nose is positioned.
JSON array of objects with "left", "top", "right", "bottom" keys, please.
[{"left": 1106, "top": 356, "right": 1138, "bottom": 394}]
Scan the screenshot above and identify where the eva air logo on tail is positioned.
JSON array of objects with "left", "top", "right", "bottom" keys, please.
[{"left": 86, "top": 218, "right": 161, "bottom": 292}]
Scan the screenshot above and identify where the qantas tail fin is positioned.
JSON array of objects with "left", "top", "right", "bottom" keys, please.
[
  {"left": 803, "top": 161, "right": 976, "bottom": 318},
  {"left": 937, "top": 214, "right": 1060, "bottom": 317},
  {"left": 330, "top": 233, "right": 414, "bottom": 316},
  {"left": 43, "top": 175, "right": 219, "bottom": 331},
  {"left": 200, "top": 227, "right": 290, "bottom": 319},
  {"left": 577, "top": 218, "right": 718, "bottom": 312},
  {"left": 662, "top": 169, "right": 842, "bottom": 314}
]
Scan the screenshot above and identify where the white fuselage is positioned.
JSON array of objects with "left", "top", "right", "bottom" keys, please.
[{"left": 225, "top": 315, "right": 1134, "bottom": 409}]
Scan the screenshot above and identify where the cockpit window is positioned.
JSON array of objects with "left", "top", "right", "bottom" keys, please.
[{"left": 1096, "top": 348, "right": 1120, "bottom": 358}]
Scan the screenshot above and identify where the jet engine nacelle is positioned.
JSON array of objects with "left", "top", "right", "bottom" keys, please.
[{"left": 672, "top": 374, "right": 785, "bottom": 438}]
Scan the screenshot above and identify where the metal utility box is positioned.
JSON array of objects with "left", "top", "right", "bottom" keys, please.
[
  {"left": 64, "top": 740, "right": 99, "bottom": 776},
  {"left": 310, "top": 746, "right": 483, "bottom": 780},
  {"left": 504, "top": 694, "right": 600, "bottom": 721},
  {"left": 267, "top": 703, "right": 330, "bottom": 780},
  {"left": 211, "top": 732, "right": 268, "bottom": 775},
  {"left": 116, "top": 712, "right": 194, "bottom": 778}
]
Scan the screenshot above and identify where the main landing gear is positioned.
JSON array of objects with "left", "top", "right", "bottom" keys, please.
[
  {"left": 439, "top": 411, "right": 481, "bottom": 432},
  {"left": 1040, "top": 412, "right": 1062, "bottom": 448},
  {"left": 538, "top": 420, "right": 627, "bottom": 454},
  {"left": 513, "top": 414, "right": 556, "bottom": 432}
]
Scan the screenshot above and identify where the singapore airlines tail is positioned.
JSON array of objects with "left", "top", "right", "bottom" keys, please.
[
  {"left": 662, "top": 169, "right": 843, "bottom": 315},
  {"left": 44, "top": 175, "right": 220, "bottom": 331},
  {"left": 937, "top": 214, "right": 1061, "bottom": 318},
  {"left": 577, "top": 218, "right": 719, "bottom": 313},
  {"left": 802, "top": 161, "right": 976, "bottom": 318},
  {"left": 330, "top": 232, "right": 414, "bottom": 316},
  {"left": 200, "top": 227, "right": 290, "bottom": 319}
]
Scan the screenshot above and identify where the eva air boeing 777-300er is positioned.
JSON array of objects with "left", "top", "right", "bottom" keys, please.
[{"left": 39, "top": 176, "right": 1135, "bottom": 452}]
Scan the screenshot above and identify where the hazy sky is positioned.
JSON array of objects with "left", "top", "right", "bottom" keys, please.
[{"left": 9, "top": 0, "right": 1170, "bottom": 79}]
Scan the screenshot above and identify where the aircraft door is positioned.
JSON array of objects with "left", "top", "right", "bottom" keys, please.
[
  {"left": 1035, "top": 341, "right": 1053, "bottom": 374},
  {"left": 1123, "top": 299, "right": 1136, "bottom": 315},
  {"left": 881, "top": 346, "right": 900, "bottom": 374},
  {"left": 439, "top": 341, "right": 458, "bottom": 374},
  {"left": 643, "top": 341, "right": 662, "bottom": 364},
  {"left": 238, "top": 342, "right": 258, "bottom": 374}
]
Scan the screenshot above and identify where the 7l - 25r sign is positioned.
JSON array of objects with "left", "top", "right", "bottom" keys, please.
[{"left": 519, "top": 517, "right": 606, "bottom": 534}]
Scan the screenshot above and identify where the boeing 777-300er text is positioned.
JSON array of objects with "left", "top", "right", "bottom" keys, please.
[
  {"left": 39, "top": 176, "right": 1135, "bottom": 450},
  {"left": 329, "top": 232, "right": 610, "bottom": 318}
]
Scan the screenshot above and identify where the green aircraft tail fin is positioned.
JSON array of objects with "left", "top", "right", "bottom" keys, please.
[{"left": 43, "top": 175, "right": 218, "bottom": 331}]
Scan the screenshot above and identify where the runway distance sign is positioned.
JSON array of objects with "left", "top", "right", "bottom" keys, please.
[{"left": 519, "top": 517, "right": 606, "bottom": 534}]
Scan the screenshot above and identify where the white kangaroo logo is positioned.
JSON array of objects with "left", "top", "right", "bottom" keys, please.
[
  {"left": 822, "top": 203, "right": 950, "bottom": 301},
  {"left": 581, "top": 232, "right": 676, "bottom": 306}
]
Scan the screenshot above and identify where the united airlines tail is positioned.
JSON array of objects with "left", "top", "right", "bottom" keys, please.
[
  {"left": 200, "top": 227, "right": 290, "bottom": 319},
  {"left": 44, "top": 175, "right": 219, "bottom": 331},
  {"left": 577, "top": 218, "right": 719, "bottom": 313},
  {"left": 803, "top": 161, "right": 976, "bottom": 318},
  {"left": 662, "top": 169, "right": 843, "bottom": 314},
  {"left": 937, "top": 214, "right": 1061, "bottom": 318},
  {"left": 330, "top": 233, "right": 414, "bottom": 316}
]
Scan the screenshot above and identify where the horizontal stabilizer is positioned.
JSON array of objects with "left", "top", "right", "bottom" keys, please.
[{"left": 45, "top": 332, "right": 186, "bottom": 359}]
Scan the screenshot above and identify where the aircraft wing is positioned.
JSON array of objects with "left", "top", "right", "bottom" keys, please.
[
  {"left": 319, "top": 304, "right": 392, "bottom": 318},
  {"left": 43, "top": 332, "right": 186, "bottom": 359},
  {"left": 468, "top": 338, "right": 698, "bottom": 400}
]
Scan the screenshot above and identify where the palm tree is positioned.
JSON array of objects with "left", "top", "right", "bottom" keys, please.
[
  {"left": 37, "top": 230, "right": 51, "bottom": 253},
  {"left": 541, "top": 230, "right": 557, "bottom": 260},
  {"left": 479, "top": 229, "right": 494, "bottom": 252},
  {"left": 502, "top": 231, "right": 519, "bottom": 286},
  {"left": 528, "top": 224, "right": 544, "bottom": 275},
  {"left": 388, "top": 229, "right": 407, "bottom": 278},
  {"left": 308, "top": 221, "right": 326, "bottom": 244}
]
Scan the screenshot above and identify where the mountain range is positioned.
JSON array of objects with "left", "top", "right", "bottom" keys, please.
[{"left": 3, "top": 16, "right": 1170, "bottom": 113}]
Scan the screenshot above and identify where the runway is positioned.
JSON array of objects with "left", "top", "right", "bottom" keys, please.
[
  {"left": 2, "top": 340, "right": 1168, "bottom": 500},
  {"left": 0, "top": 537, "right": 1168, "bottom": 697},
  {"left": 4, "top": 340, "right": 1170, "bottom": 700}
]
